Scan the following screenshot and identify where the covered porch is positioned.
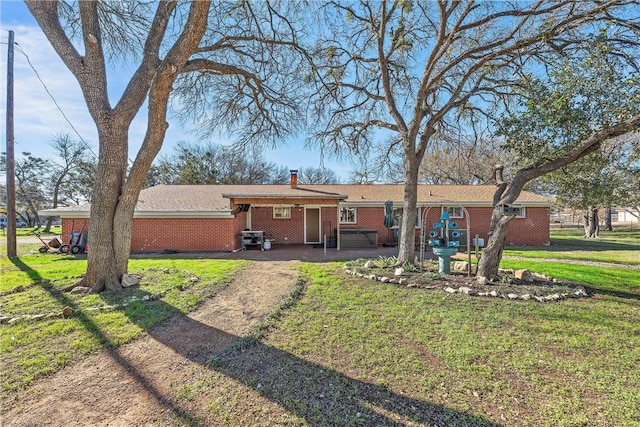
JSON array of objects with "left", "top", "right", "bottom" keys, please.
[{"left": 223, "top": 175, "right": 350, "bottom": 250}]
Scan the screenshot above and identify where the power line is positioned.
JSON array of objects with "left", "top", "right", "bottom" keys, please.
[{"left": 12, "top": 42, "right": 98, "bottom": 159}]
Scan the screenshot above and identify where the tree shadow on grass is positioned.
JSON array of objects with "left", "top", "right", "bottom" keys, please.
[
  {"left": 146, "top": 314, "right": 501, "bottom": 426},
  {"left": 7, "top": 257, "right": 207, "bottom": 426},
  {"left": 6, "top": 256, "right": 44, "bottom": 282},
  {"left": 9, "top": 257, "right": 499, "bottom": 426},
  {"left": 517, "top": 237, "right": 640, "bottom": 253},
  {"left": 584, "top": 286, "right": 640, "bottom": 301}
]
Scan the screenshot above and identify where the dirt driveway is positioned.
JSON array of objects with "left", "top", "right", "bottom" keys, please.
[{"left": 2, "top": 260, "right": 300, "bottom": 426}]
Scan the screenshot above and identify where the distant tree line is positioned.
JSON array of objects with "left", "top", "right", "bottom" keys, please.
[
  {"left": 144, "top": 141, "right": 339, "bottom": 186},
  {"left": 1, "top": 134, "right": 95, "bottom": 231}
]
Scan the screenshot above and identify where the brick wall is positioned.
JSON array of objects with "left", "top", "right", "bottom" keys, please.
[
  {"left": 62, "top": 216, "right": 245, "bottom": 252},
  {"left": 60, "top": 218, "right": 89, "bottom": 246},
  {"left": 336, "top": 206, "right": 389, "bottom": 244},
  {"left": 60, "top": 205, "right": 549, "bottom": 253},
  {"left": 506, "top": 207, "right": 550, "bottom": 245},
  {"left": 250, "top": 206, "right": 307, "bottom": 244},
  {"left": 421, "top": 206, "right": 550, "bottom": 246},
  {"left": 131, "top": 218, "right": 243, "bottom": 251}
]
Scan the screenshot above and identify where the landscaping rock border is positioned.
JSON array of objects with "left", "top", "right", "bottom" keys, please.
[{"left": 344, "top": 259, "right": 591, "bottom": 302}]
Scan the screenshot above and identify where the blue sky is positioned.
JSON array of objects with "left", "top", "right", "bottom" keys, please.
[{"left": 0, "top": 1, "right": 354, "bottom": 180}]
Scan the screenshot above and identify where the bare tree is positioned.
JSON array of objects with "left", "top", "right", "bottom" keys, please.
[
  {"left": 15, "top": 152, "right": 48, "bottom": 227},
  {"left": 297, "top": 166, "right": 339, "bottom": 184},
  {"left": 27, "top": 1, "right": 307, "bottom": 291},
  {"left": 151, "top": 141, "right": 295, "bottom": 185},
  {"left": 419, "top": 136, "right": 513, "bottom": 185},
  {"left": 43, "top": 134, "right": 94, "bottom": 232},
  {"left": 308, "top": 1, "right": 639, "bottom": 265}
]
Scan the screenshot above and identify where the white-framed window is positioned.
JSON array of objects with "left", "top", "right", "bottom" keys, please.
[
  {"left": 513, "top": 207, "right": 526, "bottom": 218},
  {"left": 340, "top": 206, "right": 357, "bottom": 224},
  {"left": 444, "top": 206, "right": 464, "bottom": 218},
  {"left": 393, "top": 208, "right": 422, "bottom": 228},
  {"left": 273, "top": 207, "right": 291, "bottom": 219}
]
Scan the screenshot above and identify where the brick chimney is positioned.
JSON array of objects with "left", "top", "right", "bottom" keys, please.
[{"left": 290, "top": 170, "right": 298, "bottom": 188}]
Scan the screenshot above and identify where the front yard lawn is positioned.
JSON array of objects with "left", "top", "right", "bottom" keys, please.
[{"left": 2, "top": 227, "right": 639, "bottom": 425}]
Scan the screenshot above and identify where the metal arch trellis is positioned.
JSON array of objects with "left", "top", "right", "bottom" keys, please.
[{"left": 419, "top": 205, "right": 472, "bottom": 277}]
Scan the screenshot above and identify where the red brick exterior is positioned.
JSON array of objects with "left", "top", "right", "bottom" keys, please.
[
  {"left": 62, "top": 216, "right": 246, "bottom": 252},
  {"left": 61, "top": 205, "right": 549, "bottom": 252},
  {"left": 129, "top": 217, "right": 246, "bottom": 252},
  {"left": 506, "top": 207, "right": 550, "bottom": 245},
  {"left": 250, "top": 206, "right": 307, "bottom": 244},
  {"left": 60, "top": 218, "right": 89, "bottom": 247},
  {"left": 420, "top": 206, "right": 550, "bottom": 246}
]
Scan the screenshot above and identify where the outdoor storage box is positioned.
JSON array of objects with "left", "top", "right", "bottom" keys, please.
[{"left": 340, "top": 229, "right": 378, "bottom": 248}]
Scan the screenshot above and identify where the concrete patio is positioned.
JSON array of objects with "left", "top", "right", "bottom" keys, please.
[{"left": 136, "top": 244, "right": 437, "bottom": 263}]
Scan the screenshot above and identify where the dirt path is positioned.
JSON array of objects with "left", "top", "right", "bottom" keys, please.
[{"left": 2, "top": 260, "right": 300, "bottom": 427}]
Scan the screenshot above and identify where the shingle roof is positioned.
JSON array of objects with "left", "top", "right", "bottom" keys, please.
[
  {"left": 307, "top": 184, "right": 550, "bottom": 205},
  {"left": 137, "top": 185, "right": 233, "bottom": 212},
  {"left": 39, "top": 184, "right": 550, "bottom": 217},
  {"left": 221, "top": 185, "right": 349, "bottom": 199}
]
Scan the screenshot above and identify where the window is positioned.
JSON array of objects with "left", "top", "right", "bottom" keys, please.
[
  {"left": 445, "top": 207, "right": 464, "bottom": 218},
  {"left": 503, "top": 206, "right": 526, "bottom": 217},
  {"left": 273, "top": 207, "right": 291, "bottom": 219},
  {"left": 340, "top": 206, "right": 357, "bottom": 224},
  {"left": 513, "top": 207, "right": 526, "bottom": 218},
  {"left": 393, "top": 208, "right": 422, "bottom": 228}
]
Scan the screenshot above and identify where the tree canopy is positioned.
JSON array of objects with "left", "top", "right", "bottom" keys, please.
[
  {"left": 26, "top": 0, "right": 640, "bottom": 290},
  {"left": 306, "top": 0, "right": 640, "bottom": 265},
  {"left": 475, "top": 36, "right": 640, "bottom": 279},
  {"left": 495, "top": 41, "right": 640, "bottom": 237},
  {"left": 26, "top": 0, "right": 310, "bottom": 291},
  {"left": 146, "top": 142, "right": 340, "bottom": 185}
]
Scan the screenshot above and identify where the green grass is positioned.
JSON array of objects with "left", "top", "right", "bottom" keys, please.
[
  {"left": 0, "top": 251, "right": 247, "bottom": 393},
  {"left": 502, "top": 227, "right": 640, "bottom": 265},
  {"left": 2, "top": 228, "right": 639, "bottom": 425},
  {"left": 0, "top": 226, "right": 62, "bottom": 238},
  {"left": 194, "top": 228, "right": 639, "bottom": 426},
  {"left": 499, "top": 260, "right": 639, "bottom": 292},
  {"left": 252, "top": 262, "right": 639, "bottom": 426}
]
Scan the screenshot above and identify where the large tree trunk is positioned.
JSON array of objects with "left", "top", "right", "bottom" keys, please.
[
  {"left": 396, "top": 153, "right": 420, "bottom": 265},
  {"left": 476, "top": 212, "right": 513, "bottom": 282},
  {"left": 82, "top": 126, "right": 130, "bottom": 292},
  {"left": 83, "top": 112, "right": 170, "bottom": 293},
  {"left": 476, "top": 172, "right": 524, "bottom": 283},
  {"left": 474, "top": 114, "right": 640, "bottom": 283},
  {"left": 584, "top": 208, "right": 599, "bottom": 238},
  {"left": 26, "top": 1, "right": 211, "bottom": 292},
  {"left": 604, "top": 206, "right": 613, "bottom": 231}
]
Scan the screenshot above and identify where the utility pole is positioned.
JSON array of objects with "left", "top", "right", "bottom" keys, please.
[{"left": 6, "top": 30, "right": 16, "bottom": 257}]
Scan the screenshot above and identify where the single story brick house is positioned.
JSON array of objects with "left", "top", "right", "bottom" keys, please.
[{"left": 41, "top": 172, "right": 551, "bottom": 253}]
